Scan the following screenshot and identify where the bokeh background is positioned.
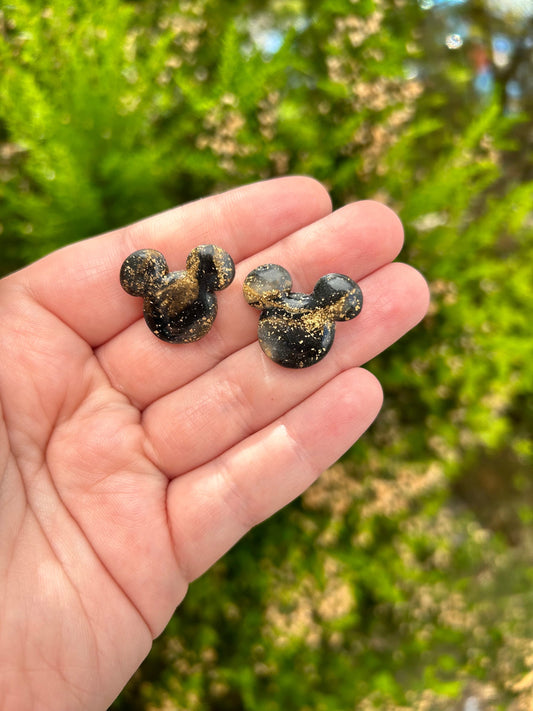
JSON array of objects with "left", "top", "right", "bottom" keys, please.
[{"left": 1, "top": 0, "right": 533, "bottom": 709}]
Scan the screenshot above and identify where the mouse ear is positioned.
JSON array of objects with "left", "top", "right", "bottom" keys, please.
[
  {"left": 120, "top": 249, "right": 168, "bottom": 296},
  {"left": 243, "top": 264, "right": 292, "bottom": 309},
  {"left": 312, "top": 273, "right": 363, "bottom": 321},
  {"left": 186, "top": 245, "right": 235, "bottom": 292}
]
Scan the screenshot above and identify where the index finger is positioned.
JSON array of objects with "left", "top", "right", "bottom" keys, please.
[{"left": 15, "top": 177, "right": 332, "bottom": 347}]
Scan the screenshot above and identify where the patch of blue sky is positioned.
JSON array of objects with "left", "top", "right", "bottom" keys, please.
[
  {"left": 260, "top": 29, "right": 284, "bottom": 56},
  {"left": 419, "top": 0, "right": 467, "bottom": 9}
]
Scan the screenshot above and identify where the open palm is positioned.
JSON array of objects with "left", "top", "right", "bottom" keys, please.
[{"left": 0, "top": 178, "right": 429, "bottom": 710}]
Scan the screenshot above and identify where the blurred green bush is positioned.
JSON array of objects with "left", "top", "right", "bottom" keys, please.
[{"left": 1, "top": 0, "right": 533, "bottom": 709}]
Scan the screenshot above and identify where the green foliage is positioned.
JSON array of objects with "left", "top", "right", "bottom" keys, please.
[
  {"left": 1, "top": 0, "right": 533, "bottom": 709},
  {"left": 0, "top": 0, "right": 179, "bottom": 269}
]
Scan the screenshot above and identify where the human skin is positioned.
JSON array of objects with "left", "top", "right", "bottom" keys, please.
[{"left": 0, "top": 177, "right": 429, "bottom": 710}]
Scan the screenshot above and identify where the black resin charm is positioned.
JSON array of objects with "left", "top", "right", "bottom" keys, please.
[
  {"left": 120, "top": 245, "right": 235, "bottom": 343},
  {"left": 243, "top": 264, "right": 363, "bottom": 368}
]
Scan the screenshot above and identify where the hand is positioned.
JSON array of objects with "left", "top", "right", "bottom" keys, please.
[{"left": 0, "top": 177, "right": 429, "bottom": 710}]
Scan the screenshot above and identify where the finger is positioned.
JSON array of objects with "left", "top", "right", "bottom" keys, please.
[
  {"left": 143, "top": 262, "right": 428, "bottom": 476},
  {"left": 18, "top": 177, "right": 332, "bottom": 346},
  {"left": 167, "top": 367, "right": 383, "bottom": 582},
  {"left": 98, "top": 200, "right": 404, "bottom": 409}
]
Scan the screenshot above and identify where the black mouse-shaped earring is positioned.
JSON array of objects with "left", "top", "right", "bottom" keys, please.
[
  {"left": 120, "top": 245, "right": 235, "bottom": 343},
  {"left": 243, "top": 264, "right": 363, "bottom": 368}
]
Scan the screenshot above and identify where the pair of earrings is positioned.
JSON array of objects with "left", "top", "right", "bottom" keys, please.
[{"left": 120, "top": 245, "right": 363, "bottom": 369}]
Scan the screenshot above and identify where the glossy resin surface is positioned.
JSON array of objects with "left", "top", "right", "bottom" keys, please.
[
  {"left": 243, "top": 264, "right": 363, "bottom": 368},
  {"left": 120, "top": 245, "right": 235, "bottom": 343}
]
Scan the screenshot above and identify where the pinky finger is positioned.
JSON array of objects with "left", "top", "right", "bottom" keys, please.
[{"left": 166, "top": 367, "right": 383, "bottom": 582}]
